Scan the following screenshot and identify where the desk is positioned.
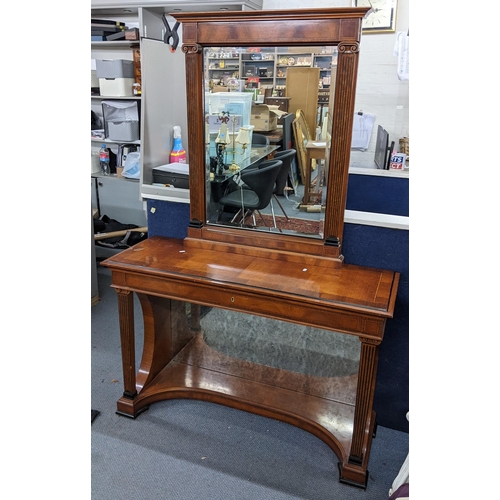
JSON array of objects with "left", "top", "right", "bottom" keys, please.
[
  {"left": 303, "top": 140, "right": 327, "bottom": 205},
  {"left": 264, "top": 96, "right": 291, "bottom": 114},
  {"left": 261, "top": 128, "right": 283, "bottom": 147},
  {"left": 102, "top": 236, "right": 399, "bottom": 488}
]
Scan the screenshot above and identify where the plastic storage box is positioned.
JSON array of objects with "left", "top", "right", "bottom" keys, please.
[
  {"left": 96, "top": 59, "right": 134, "bottom": 78},
  {"left": 98, "top": 77, "right": 135, "bottom": 97},
  {"left": 96, "top": 59, "right": 135, "bottom": 96},
  {"left": 102, "top": 100, "right": 140, "bottom": 142},
  {"left": 206, "top": 92, "right": 253, "bottom": 129},
  {"left": 108, "top": 121, "right": 140, "bottom": 142}
]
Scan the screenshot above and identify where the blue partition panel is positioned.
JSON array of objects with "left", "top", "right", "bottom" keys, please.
[
  {"left": 146, "top": 199, "right": 190, "bottom": 239},
  {"left": 346, "top": 173, "right": 409, "bottom": 216}
]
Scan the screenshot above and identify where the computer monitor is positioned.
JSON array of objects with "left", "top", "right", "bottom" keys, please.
[{"left": 374, "top": 125, "right": 389, "bottom": 169}]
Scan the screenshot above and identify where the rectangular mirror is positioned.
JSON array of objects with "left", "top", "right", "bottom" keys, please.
[
  {"left": 203, "top": 45, "right": 339, "bottom": 240},
  {"left": 171, "top": 8, "right": 368, "bottom": 262}
]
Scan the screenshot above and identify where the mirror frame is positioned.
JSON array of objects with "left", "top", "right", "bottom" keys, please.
[{"left": 171, "top": 8, "right": 369, "bottom": 263}]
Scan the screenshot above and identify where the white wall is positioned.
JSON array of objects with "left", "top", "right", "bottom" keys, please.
[{"left": 263, "top": 0, "right": 409, "bottom": 168}]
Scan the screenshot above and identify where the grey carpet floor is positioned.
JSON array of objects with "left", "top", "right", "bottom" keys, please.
[{"left": 92, "top": 265, "right": 408, "bottom": 500}]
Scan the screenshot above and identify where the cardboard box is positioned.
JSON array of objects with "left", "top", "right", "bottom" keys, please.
[
  {"left": 212, "top": 85, "right": 229, "bottom": 93},
  {"left": 125, "top": 28, "right": 139, "bottom": 40},
  {"left": 250, "top": 104, "right": 286, "bottom": 132}
]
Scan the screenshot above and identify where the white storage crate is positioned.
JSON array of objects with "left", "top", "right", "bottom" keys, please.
[{"left": 99, "top": 77, "right": 135, "bottom": 97}]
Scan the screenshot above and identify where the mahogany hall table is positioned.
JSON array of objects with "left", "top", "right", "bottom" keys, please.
[{"left": 102, "top": 236, "right": 399, "bottom": 488}]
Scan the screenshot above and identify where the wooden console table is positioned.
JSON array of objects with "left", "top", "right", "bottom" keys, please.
[{"left": 102, "top": 236, "right": 399, "bottom": 489}]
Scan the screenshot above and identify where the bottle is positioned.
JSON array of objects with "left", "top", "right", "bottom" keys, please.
[
  {"left": 99, "top": 144, "right": 110, "bottom": 175},
  {"left": 169, "top": 126, "right": 187, "bottom": 163}
]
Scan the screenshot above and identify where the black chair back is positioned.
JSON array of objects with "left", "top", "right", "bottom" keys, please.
[
  {"left": 240, "top": 159, "right": 282, "bottom": 210},
  {"left": 252, "top": 133, "right": 270, "bottom": 147},
  {"left": 272, "top": 149, "right": 296, "bottom": 196}
]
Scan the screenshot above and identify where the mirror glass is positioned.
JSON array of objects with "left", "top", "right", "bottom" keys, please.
[
  {"left": 203, "top": 46, "right": 338, "bottom": 240},
  {"left": 199, "top": 305, "right": 361, "bottom": 401}
]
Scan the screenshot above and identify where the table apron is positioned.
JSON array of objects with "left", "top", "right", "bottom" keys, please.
[{"left": 111, "top": 270, "right": 387, "bottom": 340}]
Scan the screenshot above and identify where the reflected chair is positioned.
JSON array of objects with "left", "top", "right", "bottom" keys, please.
[
  {"left": 239, "top": 149, "right": 296, "bottom": 221},
  {"left": 271, "top": 148, "right": 296, "bottom": 219},
  {"left": 252, "top": 133, "right": 270, "bottom": 147},
  {"left": 218, "top": 160, "right": 282, "bottom": 228}
]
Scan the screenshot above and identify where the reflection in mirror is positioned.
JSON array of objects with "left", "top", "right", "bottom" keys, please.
[
  {"left": 200, "top": 305, "right": 360, "bottom": 403},
  {"left": 203, "top": 46, "right": 338, "bottom": 240}
]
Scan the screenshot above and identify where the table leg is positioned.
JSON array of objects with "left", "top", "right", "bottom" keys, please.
[
  {"left": 116, "top": 288, "right": 136, "bottom": 399},
  {"left": 339, "top": 337, "right": 380, "bottom": 488},
  {"left": 115, "top": 292, "right": 199, "bottom": 418}
]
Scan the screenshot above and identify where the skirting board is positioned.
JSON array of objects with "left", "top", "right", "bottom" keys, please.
[{"left": 344, "top": 210, "right": 409, "bottom": 230}]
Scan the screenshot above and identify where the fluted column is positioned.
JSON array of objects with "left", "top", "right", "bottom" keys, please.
[
  {"left": 349, "top": 337, "right": 380, "bottom": 463},
  {"left": 116, "top": 288, "right": 136, "bottom": 399},
  {"left": 324, "top": 41, "right": 360, "bottom": 248}
]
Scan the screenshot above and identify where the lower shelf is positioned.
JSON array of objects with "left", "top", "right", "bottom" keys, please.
[{"left": 118, "top": 333, "right": 356, "bottom": 464}]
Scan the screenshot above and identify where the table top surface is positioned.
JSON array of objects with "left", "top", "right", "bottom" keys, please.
[
  {"left": 102, "top": 236, "right": 399, "bottom": 316},
  {"left": 212, "top": 144, "right": 280, "bottom": 183},
  {"left": 260, "top": 128, "right": 283, "bottom": 143}
]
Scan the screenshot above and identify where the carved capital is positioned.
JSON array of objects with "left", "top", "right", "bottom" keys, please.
[
  {"left": 115, "top": 288, "right": 132, "bottom": 296},
  {"left": 182, "top": 43, "right": 202, "bottom": 54},
  {"left": 338, "top": 42, "right": 359, "bottom": 55}
]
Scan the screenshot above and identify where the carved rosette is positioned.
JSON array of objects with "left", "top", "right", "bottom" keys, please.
[{"left": 182, "top": 44, "right": 202, "bottom": 54}]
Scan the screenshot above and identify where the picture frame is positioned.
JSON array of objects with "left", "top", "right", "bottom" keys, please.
[{"left": 352, "top": 0, "right": 397, "bottom": 33}]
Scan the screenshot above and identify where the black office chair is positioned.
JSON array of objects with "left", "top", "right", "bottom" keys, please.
[
  {"left": 271, "top": 148, "right": 296, "bottom": 219},
  {"left": 252, "top": 133, "right": 270, "bottom": 147},
  {"left": 218, "top": 160, "right": 282, "bottom": 228},
  {"left": 239, "top": 149, "right": 296, "bottom": 221},
  {"left": 273, "top": 149, "right": 296, "bottom": 196}
]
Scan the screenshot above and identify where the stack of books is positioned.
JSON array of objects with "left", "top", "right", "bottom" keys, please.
[{"left": 91, "top": 19, "right": 127, "bottom": 41}]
